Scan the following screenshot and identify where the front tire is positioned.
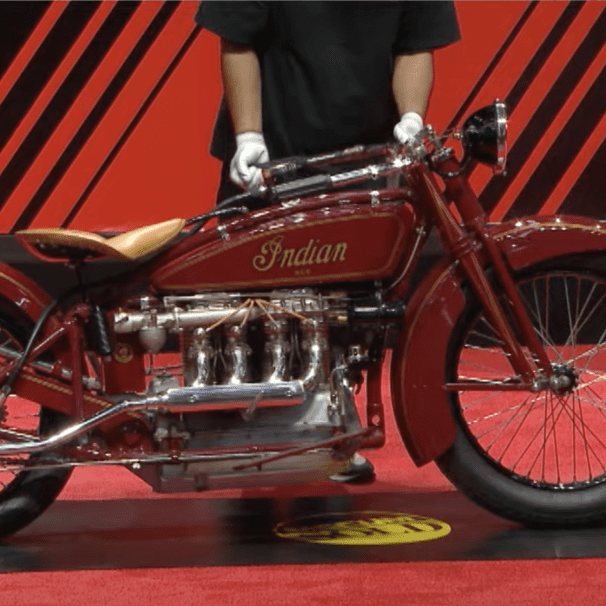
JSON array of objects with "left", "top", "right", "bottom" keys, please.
[{"left": 438, "top": 260, "right": 606, "bottom": 526}]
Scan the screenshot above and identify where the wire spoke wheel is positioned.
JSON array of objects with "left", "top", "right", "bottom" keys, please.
[{"left": 438, "top": 262, "right": 606, "bottom": 526}]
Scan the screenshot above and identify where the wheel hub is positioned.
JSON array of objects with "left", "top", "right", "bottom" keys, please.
[{"left": 548, "top": 363, "right": 578, "bottom": 395}]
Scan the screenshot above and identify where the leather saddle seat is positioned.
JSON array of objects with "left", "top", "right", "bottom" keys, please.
[{"left": 15, "top": 218, "right": 186, "bottom": 263}]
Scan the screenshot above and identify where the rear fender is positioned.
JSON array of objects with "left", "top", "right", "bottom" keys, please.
[
  {"left": 391, "top": 214, "right": 606, "bottom": 467},
  {"left": 0, "top": 262, "right": 81, "bottom": 415},
  {"left": 0, "top": 261, "right": 56, "bottom": 325}
]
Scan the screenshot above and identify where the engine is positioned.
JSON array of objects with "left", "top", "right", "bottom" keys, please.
[
  {"left": 110, "top": 290, "right": 351, "bottom": 400},
  {"left": 101, "top": 290, "right": 374, "bottom": 492}
]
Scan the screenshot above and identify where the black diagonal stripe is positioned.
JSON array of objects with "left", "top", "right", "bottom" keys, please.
[
  {"left": 480, "top": 2, "right": 600, "bottom": 214},
  {"left": 505, "top": 1, "right": 585, "bottom": 112},
  {"left": 559, "top": 137, "right": 606, "bottom": 217},
  {"left": 505, "top": 64, "right": 606, "bottom": 219},
  {"left": 61, "top": 26, "right": 201, "bottom": 228},
  {"left": 447, "top": 2, "right": 538, "bottom": 129},
  {"left": 0, "top": 1, "right": 139, "bottom": 212},
  {"left": 0, "top": 2, "right": 51, "bottom": 81},
  {"left": 0, "top": 1, "right": 100, "bottom": 152},
  {"left": 11, "top": 1, "right": 180, "bottom": 232}
]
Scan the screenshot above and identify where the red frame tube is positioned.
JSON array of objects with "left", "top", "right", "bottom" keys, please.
[{"left": 411, "top": 158, "right": 552, "bottom": 382}]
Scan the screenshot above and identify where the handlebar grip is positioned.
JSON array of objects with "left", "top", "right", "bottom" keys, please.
[
  {"left": 261, "top": 156, "right": 308, "bottom": 181},
  {"left": 271, "top": 174, "right": 333, "bottom": 200}
]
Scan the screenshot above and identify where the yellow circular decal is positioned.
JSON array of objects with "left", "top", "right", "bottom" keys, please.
[
  {"left": 274, "top": 511, "right": 451, "bottom": 545},
  {"left": 114, "top": 343, "right": 134, "bottom": 364}
]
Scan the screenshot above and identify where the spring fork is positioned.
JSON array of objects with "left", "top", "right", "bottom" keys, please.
[{"left": 416, "top": 164, "right": 552, "bottom": 381}]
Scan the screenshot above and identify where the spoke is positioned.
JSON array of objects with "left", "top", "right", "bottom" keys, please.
[
  {"left": 485, "top": 392, "right": 543, "bottom": 461},
  {"left": 552, "top": 393, "right": 561, "bottom": 482},
  {"left": 468, "top": 396, "right": 539, "bottom": 442},
  {"left": 458, "top": 354, "right": 511, "bottom": 377},
  {"left": 520, "top": 279, "right": 562, "bottom": 361},
  {"left": 563, "top": 276, "right": 577, "bottom": 364},
  {"left": 460, "top": 390, "right": 517, "bottom": 414},
  {"left": 0, "top": 319, "right": 56, "bottom": 500},
  {"left": 520, "top": 393, "right": 575, "bottom": 481},
  {"left": 467, "top": 326, "right": 505, "bottom": 348},
  {"left": 580, "top": 384, "right": 606, "bottom": 419},
  {"left": 570, "top": 328, "right": 606, "bottom": 374},
  {"left": 575, "top": 391, "right": 590, "bottom": 480},
  {"left": 565, "top": 337, "right": 606, "bottom": 370},
  {"left": 515, "top": 390, "right": 606, "bottom": 481},
  {"left": 564, "top": 282, "right": 606, "bottom": 353},
  {"left": 542, "top": 392, "right": 550, "bottom": 481},
  {"left": 551, "top": 392, "right": 606, "bottom": 472},
  {"left": 457, "top": 269, "right": 606, "bottom": 487},
  {"left": 510, "top": 392, "right": 562, "bottom": 479}
]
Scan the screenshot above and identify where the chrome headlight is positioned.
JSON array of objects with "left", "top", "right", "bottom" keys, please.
[{"left": 461, "top": 101, "right": 508, "bottom": 174}]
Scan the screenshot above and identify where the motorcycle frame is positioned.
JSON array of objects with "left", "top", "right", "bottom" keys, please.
[{"left": 3, "top": 135, "right": 606, "bottom": 468}]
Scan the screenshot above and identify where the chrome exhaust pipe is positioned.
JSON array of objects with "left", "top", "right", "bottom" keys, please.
[
  {"left": 0, "top": 319, "right": 329, "bottom": 457},
  {"left": 0, "top": 375, "right": 318, "bottom": 457}
]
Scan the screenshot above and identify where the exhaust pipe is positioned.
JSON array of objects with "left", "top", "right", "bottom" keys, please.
[
  {"left": 0, "top": 379, "right": 309, "bottom": 456},
  {"left": 0, "top": 319, "right": 329, "bottom": 457}
]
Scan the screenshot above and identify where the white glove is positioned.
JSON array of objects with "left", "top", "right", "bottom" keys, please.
[
  {"left": 393, "top": 111, "right": 424, "bottom": 144},
  {"left": 230, "top": 132, "right": 269, "bottom": 191}
]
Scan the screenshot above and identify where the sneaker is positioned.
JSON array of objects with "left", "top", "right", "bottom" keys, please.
[{"left": 330, "top": 453, "right": 375, "bottom": 484}]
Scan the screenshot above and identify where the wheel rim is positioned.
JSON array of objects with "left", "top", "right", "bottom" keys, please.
[{"left": 455, "top": 270, "right": 606, "bottom": 488}]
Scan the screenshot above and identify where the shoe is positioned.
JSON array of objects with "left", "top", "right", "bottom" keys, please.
[{"left": 330, "top": 453, "right": 375, "bottom": 484}]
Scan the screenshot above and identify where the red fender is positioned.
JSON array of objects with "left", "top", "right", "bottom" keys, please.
[
  {"left": 0, "top": 261, "right": 56, "bottom": 321},
  {"left": 0, "top": 261, "right": 85, "bottom": 417},
  {"left": 391, "top": 214, "right": 606, "bottom": 467}
]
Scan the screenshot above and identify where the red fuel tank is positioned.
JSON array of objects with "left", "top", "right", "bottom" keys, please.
[{"left": 150, "top": 197, "right": 416, "bottom": 292}]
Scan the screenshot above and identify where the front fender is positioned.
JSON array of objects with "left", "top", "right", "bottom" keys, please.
[
  {"left": 492, "top": 214, "right": 606, "bottom": 270},
  {"left": 391, "top": 214, "right": 606, "bottom": 467}
]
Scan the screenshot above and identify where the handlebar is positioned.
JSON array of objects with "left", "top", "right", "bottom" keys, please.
[
  {"left": 196, "top": 152, "right": 411, "bottom": 228},
  {"left": 258, "top": 142, "right": 398, "bottom": 183},
  {"left": 217, "top": 128, "right": 442, "bottom": 210},
  {"left": 265, "top": 160, "right": 408, "bottom": 201},
  {"left": 189, "top": 102, "right": 506, "bottom": 231}
]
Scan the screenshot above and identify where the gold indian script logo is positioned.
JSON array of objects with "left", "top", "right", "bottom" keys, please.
[{"left": 253, "top": 236, "right": 347, "bottom": 272}]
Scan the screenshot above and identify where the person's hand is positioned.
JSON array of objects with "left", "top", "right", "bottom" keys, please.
[
  {"left": 393, "top": 111, "right": 423, "bottom": 145},
  {"left": 230, "top": 132, "right": 269, "bottom": 191}
]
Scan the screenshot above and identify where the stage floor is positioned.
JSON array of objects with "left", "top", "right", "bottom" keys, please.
[{"left": 2, "top": 485, "right": 606, "bottom": 573}]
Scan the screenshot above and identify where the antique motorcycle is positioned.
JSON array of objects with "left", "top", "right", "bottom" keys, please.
[{"left": 1, "top": 100, "right": 606, "bottom": 537}]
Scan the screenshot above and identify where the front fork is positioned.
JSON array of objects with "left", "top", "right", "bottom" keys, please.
[{"left": 413, "top": 159, "right": 553, "bottom": 388}]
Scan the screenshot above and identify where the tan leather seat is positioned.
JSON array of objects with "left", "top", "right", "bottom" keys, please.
[{"left": 16, "top": 218, "right": 186, "bottom": 262}]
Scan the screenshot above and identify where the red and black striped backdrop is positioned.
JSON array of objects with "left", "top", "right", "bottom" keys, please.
[{"left": 0, "top": 1, "right": 603, "bottom": 234}]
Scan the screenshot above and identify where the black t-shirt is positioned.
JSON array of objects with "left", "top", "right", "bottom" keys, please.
[{"left": 196, "top": 1, "right": 460, "bottom": 161}]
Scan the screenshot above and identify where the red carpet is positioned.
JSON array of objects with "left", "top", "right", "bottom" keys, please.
[{"left": 4, "top": 559, "right": 606, "bottom": 606}]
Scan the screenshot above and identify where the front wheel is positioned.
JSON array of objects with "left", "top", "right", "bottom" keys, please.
[{"left": 438, "top": 260, "right": 606, "bottom": 526}]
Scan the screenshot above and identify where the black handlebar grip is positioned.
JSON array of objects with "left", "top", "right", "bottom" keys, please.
[
  {"left": 271, "top": 174, "right": 333, "bottom": 200},
  {"left": 262, "top": 156, "right": 308, "bottom": 180}
]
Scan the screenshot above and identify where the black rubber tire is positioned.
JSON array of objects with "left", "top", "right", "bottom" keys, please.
[
  {"left": 0, "top": 300, "right": 72, "bottom": 538},
  {"left": 437, "top": 258, "right": 606, "bottom": 527}
]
